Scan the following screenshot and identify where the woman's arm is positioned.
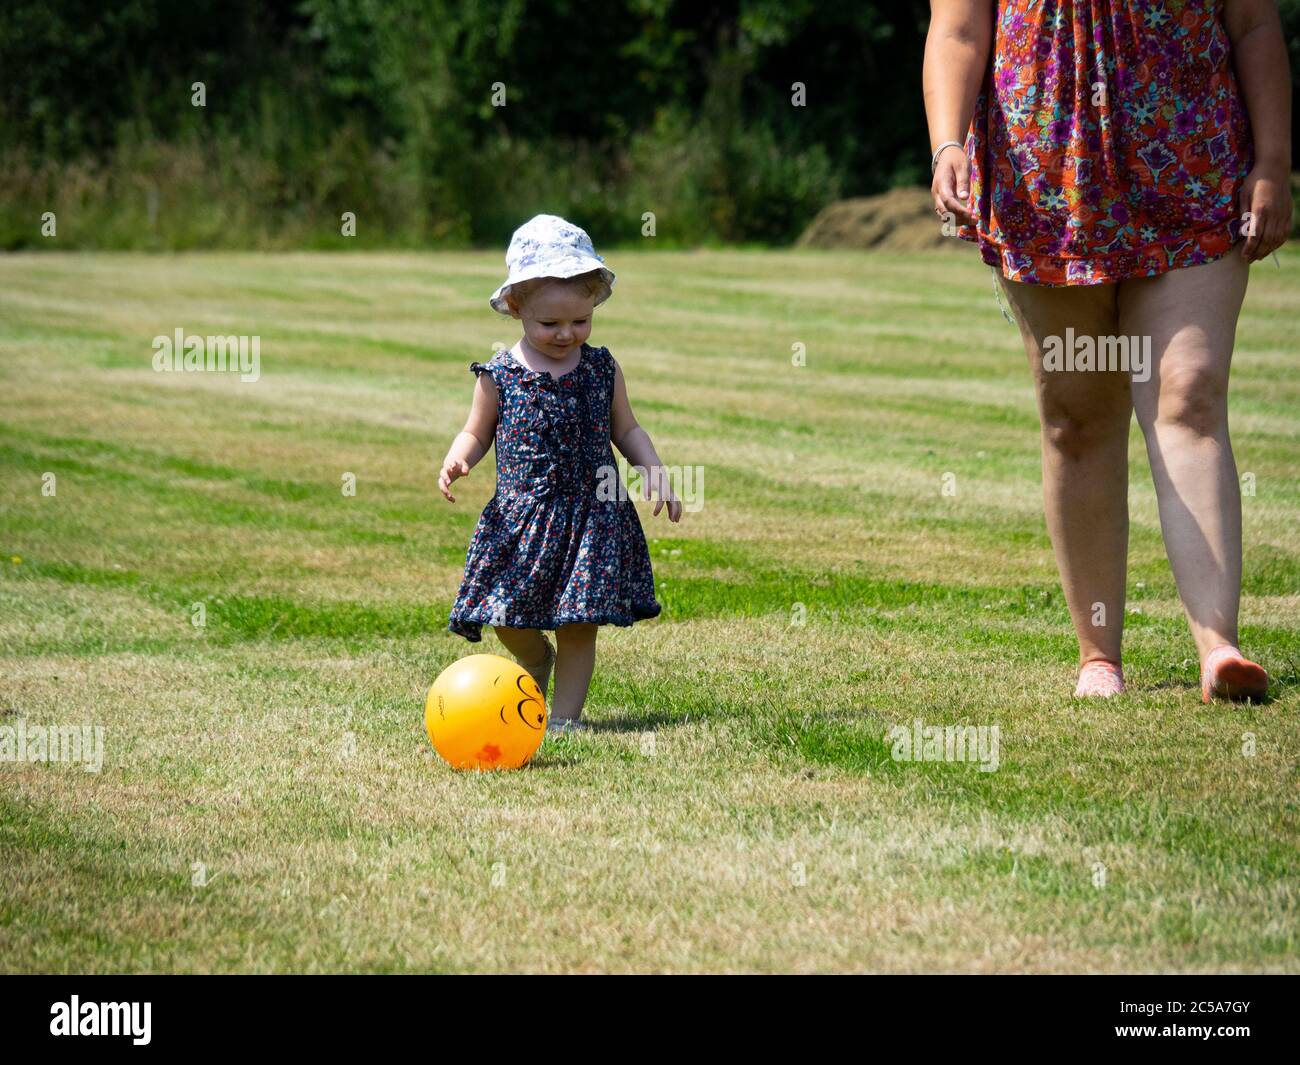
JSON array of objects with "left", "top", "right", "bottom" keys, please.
[
  {"left": 923, "top": 0, "right": 994, "bottom": 225},
  {"left": 610, "top": 361, "right": 682, "bottom": 522},
  {"left": 438, "top": 374, "right": 498, "bottom": 502},
  {"left": 1225, "top": 0, "right": 1293, "bottom": 260}
]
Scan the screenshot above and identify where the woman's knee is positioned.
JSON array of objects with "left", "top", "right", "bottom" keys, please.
[
  {"left": 1142, "top": 365, "right": 1228, "bottom": 437},
  {"left": 1037, "top": 386, "right": 1132, "bottom": 461}
]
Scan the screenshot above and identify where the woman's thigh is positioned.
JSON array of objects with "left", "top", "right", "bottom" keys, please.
[
  {"left": 1117, "top": 253, "right": 1249, "bottom": 427},
  {"left": 996, "top": 272, "right": 1132, "bottom": 429}
]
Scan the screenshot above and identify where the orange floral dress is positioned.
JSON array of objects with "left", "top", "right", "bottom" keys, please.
[{"left": 962, "top": 0, "right": 1254, "bottom": 285}]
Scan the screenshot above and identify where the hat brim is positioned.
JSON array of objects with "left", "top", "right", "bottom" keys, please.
[{"left": 490, "top": 261, "right": 615, "bottom": 315}]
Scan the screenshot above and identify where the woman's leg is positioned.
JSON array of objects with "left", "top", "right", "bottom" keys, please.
[
  {"left": 552, "top": 623, "right": 598, "bottom": 721},
  {"left": 1119, "top": 252, "right": 1250, "bottom": 662},
  {"left": 998, "top": 273, "right": 1133, "bottom": 668}
]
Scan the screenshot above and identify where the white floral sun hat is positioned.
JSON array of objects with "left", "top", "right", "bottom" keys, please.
[{"left": 489, "top": 213, "right": 615, "bottom": 315}]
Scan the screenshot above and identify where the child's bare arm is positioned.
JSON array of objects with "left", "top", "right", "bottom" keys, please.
[
  {"left": 610, "top": 360, "right": 682, "bottom": 522},
  {"left": 439, "top": 375, "right": 498, "bottom": 502}
]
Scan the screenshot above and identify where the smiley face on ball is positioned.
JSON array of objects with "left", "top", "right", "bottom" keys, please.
[{"left": 498, "top": 670, "right": 545, "bottom": 730}]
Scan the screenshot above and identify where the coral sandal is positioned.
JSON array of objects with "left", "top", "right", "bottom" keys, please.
[
  {"left": 1201, "top": 646, "right": 1268, "bottom": 703},
  {"left": 1075, "top": 659, "right": 1125, "bottom": 698}
]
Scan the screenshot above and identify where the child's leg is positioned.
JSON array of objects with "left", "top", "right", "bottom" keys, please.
[
  {"left": 492, "top": 625, "right": 555, "bottom": 692},
  {"left": 552, "top": 623, "right": 598, "bottom": 721}
]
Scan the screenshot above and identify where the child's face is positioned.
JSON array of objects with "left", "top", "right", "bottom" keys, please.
[{"left": 511, "top": 282, "right": 595, "bottom": 359}]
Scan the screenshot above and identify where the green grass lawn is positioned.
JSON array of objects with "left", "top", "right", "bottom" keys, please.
[{"left": 1, "top": 246, "right": 1297, "bottom": 973}]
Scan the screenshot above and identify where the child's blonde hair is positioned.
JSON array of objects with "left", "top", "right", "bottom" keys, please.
[{"left": 506, "top": 269, "right": 610, "bottom": 313}]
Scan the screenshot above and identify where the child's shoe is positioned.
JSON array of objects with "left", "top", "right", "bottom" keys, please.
[
  {"left": 1201, "top": 645, "right": 1268, "bottom": 703},
  {"left": 1074, "top": 659, "right": 1125, "bottom": 698},
  {"left": 546, "top": 717, "right": 589, "bottom": 736}
]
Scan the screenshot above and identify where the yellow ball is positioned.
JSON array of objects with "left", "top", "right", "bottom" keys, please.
[{"left": 424, "top": 654, "right": 547, "bottom": 771}]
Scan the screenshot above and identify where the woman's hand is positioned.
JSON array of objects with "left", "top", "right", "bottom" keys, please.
[
  {"left": 1223, "top": 0, "right": 1292, "bottom": 260},
  {"left": 932, "top": 145, "right": 976, "bottom": 227},
  {"left": 438, "top": 458, "right": 470, "bottom": 502},
  {"left": 1239, "top": 161, "right": 1292, "bottom": 261},
  {"left": 924, "top": 0, "right": 992, "bottom": 228}
]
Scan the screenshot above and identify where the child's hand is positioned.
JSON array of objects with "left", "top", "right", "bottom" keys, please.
[
  {"left": 641, "top": 466, "right": 683, "bottom": 523},
  {"left": 439, "top": 458, "right": 470, "bottom": 502},
  {"left": 654, "top": 496, "right": 683, "bottom": 523}
]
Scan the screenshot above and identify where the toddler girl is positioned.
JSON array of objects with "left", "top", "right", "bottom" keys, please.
[{"left": 439, "top": 214, "right": 682, "bottom": 734}]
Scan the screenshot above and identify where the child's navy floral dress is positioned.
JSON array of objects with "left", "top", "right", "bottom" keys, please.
[{"left": 448, "top": 342, "right": 662, "bottom": 641}]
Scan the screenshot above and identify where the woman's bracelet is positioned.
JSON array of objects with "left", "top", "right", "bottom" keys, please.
[{"left": 931, "top": 140, "right": 964, "bottom": 174}]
